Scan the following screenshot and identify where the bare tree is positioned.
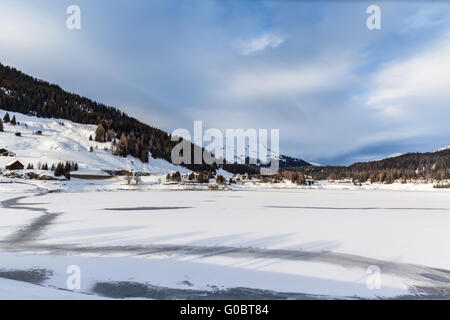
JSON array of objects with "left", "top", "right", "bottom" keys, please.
[
  {"left": 125, "top": 173, "right": 133, "bottom": 185},
  {"left": 133, "top": 175, "right": 142, "bottom": 185}
]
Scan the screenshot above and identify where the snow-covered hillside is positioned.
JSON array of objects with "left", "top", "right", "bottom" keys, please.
[
  {"left": 436, "top": 145, "right": 450, "bottom": 152},
  {"left": 0, "top": 109, "right": 189, "bottom": 175}
]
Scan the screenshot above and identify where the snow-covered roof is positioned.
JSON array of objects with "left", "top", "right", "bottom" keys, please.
[{"left": 6, "top": 160, "right": 23, "bottom": 166}]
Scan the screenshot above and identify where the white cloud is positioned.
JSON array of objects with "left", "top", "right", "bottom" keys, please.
[
  {"left": 227, "top": 62, "right": 354, "bottom": 99},
  {"left": 367, "top": 33, "right": 450, "bottom": 119},
  {"left": 0, "top": 3, "right": 60, "bottom": 49},
  {"left": 239, "top": 33, "right": 285, "bottom": 56}
]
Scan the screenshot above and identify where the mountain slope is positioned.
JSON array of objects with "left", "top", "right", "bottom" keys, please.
[
  {"left": 349, "top": 149, "right": 450, "bottom": 172},
  {"left": 298, "top": 148, "right": 450, "bottom": 182},
  {"left": 278, "top": 155, "right": 311, "bottom": 168},
  {"left": 0, "top": 63, "right": 217, "bottom": 172},
  {"left": 0, "top": 109, "right": 190, "bottom": 175},
  {"left": 0, "top": 62, "right": 310, "bottom": 174}
]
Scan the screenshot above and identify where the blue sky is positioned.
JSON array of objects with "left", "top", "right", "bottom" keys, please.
[{"left": 1, "top": 0, "right": 450, "bottom": 165}]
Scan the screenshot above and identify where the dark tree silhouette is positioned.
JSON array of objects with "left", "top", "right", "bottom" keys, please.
[{"left": 3, "top": 112, "right": 10, "bottom": 123}]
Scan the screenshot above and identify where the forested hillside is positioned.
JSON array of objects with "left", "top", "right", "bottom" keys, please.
[
  {"left": 296, "top": 149, "right": 450, "bottom": 182},
  {"left": 0, "top": 63, "right": 217, "bottom": 172}
]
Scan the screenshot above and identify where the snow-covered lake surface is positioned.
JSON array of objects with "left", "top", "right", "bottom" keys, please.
[{"left": 0, "top": 187, "right": 449, "bottom": 300}]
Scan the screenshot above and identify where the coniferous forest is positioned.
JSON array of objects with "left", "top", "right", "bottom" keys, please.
[
  {"left": 0, "top": 63, "right": 219, "bottom": 172},
  {"left": 295, "top": 149, "right": 450, "bottom": 182}
]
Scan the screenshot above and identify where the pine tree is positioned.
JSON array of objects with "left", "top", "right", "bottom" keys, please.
[
  {"left": 3, "top": 113, "right": 10, "bottom": 123},
  {"left": 95, "top": 123, "right": 106, "bottom": 142},
  {"left": 54, "top": 163, "right": 64, "bottom": 176},
  {"left": 216, "top": 175, "right": 225, "bottom": 184},
  {"left": 140, "top": 149, "right": 149, "bottom": 163},
  {"left": 172, "top": 171, "right": 181, "bottom": 182},
  {"left": 65, "top": 161, "right": 72, "bottom": 172},
  {"left": 52, "top": 162, "right": 71, "bottom": 180},
  {"left": 118, "top": 133, "right": 128, "bottom": 157},
  {"left": 0, "top": 118, "right": 3, "bottom": 132},
  {"left": 10, "top": 115, "right": 16, "bottom": 125},
  {"left": 106, "top": 129, "right": 115, "bottom": 142}
]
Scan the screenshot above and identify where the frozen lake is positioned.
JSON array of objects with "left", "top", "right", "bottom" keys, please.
[{"left": 0, "top": 188, "right": 449, "bottom": 299}]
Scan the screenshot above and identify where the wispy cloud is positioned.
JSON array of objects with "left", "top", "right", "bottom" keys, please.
[
  {"left": 227, "top": 62, "right": 354, "bottom": 99},
  {"left": 238, "top": 33, "right": 285, "bottom": 56},
  {"left": 401, "top": 6, "right": 449, "bottom": 33},
  {"left": 367, "top": 32, "right": 450, "bottom": 121}
]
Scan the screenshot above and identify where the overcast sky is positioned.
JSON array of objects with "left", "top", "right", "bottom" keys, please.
[{"left": 1, "top": 0, "right": 449, "bottom": 165}]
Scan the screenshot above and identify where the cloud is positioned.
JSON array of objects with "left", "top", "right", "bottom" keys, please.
[
  {"left": 239, "top": 33, "right": 285, "bottom": 56},
  {"left": 2, "top": 1, "right": 449, "bottom": 165},
  {"left": 366, "top": 32, "right": 450, "bottom": 121},
  {"left": 0, "top": 2, "right": 61, "bottom": 50},
  {"left": 226, "top": 61, "right": 355, "bottom": 99}
]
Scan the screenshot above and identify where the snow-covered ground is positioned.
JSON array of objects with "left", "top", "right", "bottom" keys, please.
[
  {"left": 0, "top": 109, "right": 189, "bottom": 175},
  {"left": 0, "top": 109, "right": 448, "bottom": 299},
  {"left": 0, "top": 187, "right": 449, "bottom": 300}
]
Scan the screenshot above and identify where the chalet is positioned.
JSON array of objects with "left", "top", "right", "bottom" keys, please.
[
  {"left": 6, "top": 160, "right": 24, "bottom": 171},
  {"left": 0, "top": 148, "right": 16, "bottom": 157}
]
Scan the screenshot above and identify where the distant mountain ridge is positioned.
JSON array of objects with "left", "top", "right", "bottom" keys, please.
[
  {"left": 211, "top": 144, "right": 311, "bottom": 170},
  {"left": 349, "top": 148, "right": 450, "bottom": 172},
  {"left": 298, "top": 148, "right": 450, "bottom": 182},
  {"left": 278, "top": 155, "right": 311, "bottom": 168}
]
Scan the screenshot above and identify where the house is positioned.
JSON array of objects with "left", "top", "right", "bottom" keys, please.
[
  {"left": 0, "top": 148, "right": 16, "bottom": 157},
  {"left": 6, "top": 160, "right": 24, "bottom": 171}
]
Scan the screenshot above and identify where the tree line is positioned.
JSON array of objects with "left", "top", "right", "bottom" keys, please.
[
  {"left": 26, "top": 161, "right": 79, "bottom": 180},
  {"left": 0, "top": 63, "right": 232, "bottom": 172},
  {"left": 294, "top": 149, "right": 450, "bottom": 182}
]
